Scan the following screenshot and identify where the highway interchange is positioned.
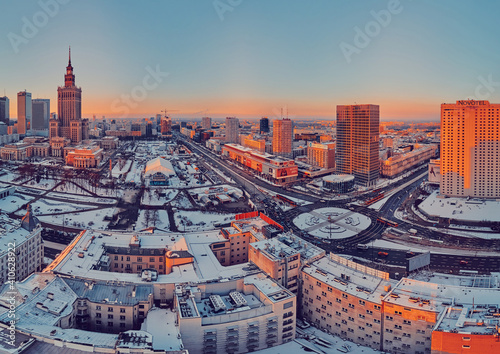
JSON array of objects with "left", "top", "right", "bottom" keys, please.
[{"left": 179, "top": 134, "right": 500, "bottom": 278}]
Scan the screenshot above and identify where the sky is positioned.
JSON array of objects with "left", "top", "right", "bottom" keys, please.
[{"left": 1, "top": 0, "right": 500, "bottom": 121}]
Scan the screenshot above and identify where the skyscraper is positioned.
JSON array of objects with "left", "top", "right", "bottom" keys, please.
[
  {"left": 272, "top": 118, "right": 292, "bottom": 157},
  {"left": 440, "top": 100, "right": 500, "bottom": 198},
  {"left": 336, "top": 104, "right": 380, "bottom": 186},
  {"left": 32, "top": 99, "right": 50, "bottom": 132},
  {"left": 52, "top": 47, "right": 85, "bottom": 143},
  {"left": 225, "top": 117, "right": 239, "bottom": 143},
  {"left": 17, "top": 91, "right": 32, "bottom": 135},
  {"left": 260, "top": 117, "right": 269, "bottom": 133},
  {"left": 0, "top": 96, "right": 9, "bottom": 126},
  {"left": 161, "top": 116, "right": 172, "bottom": 135},
  {"left": 202, "top": 116, "right": 212, "bottom": 130}
]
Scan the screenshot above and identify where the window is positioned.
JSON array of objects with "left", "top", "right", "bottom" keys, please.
[
  {"left": 108, "top": 322, "right": 113, "bottom": 327},
  {"left": 348, "top": 304, "right": 355, "bottom": 309},
  {"left": 96, "top": 313, "right": 101, "bottom": 318},
  {"left": 108, "top": 307, "right": 113, "bottom": 312},
  {"left": 120, "top": 308, "right": 126, "bottom": 313},
  {"left": 342, "top": 294, "right": 348, "bottom": 299},
  {"left": 366, "top": 310, "right": 373, "bottom": 315},
  {"left": 96, "top": 306, "right": 101, "bottom": 311},
  {"left": 120, "top": 323, "right": 126, "bottom": 328},
  {"left": 108, "top": 314, "right": 113, "bottom": 319},
  {"left": 120, "top": 315, "right": 126, "bottom": 320},
  {"left": 359, "top": 300, "right": 365, "bottom": 306}
]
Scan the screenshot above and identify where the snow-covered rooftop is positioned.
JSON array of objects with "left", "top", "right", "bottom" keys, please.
[{"left": 303, "top": 254, "right": 396, "bottom": 303}]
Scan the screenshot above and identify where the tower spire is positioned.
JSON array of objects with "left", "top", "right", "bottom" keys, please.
[{"left": 69, "top": 46, "right": 71, "bottom": 65}]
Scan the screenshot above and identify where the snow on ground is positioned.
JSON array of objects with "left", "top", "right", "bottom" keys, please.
[
  {"left": 0, "top": 194, "right": 33, "bottom": 212},
  {"left": 37, "top": 208, "right": 114, "bottom": 229},
  {"left": 141, "top": 189, "right": 178, "bottom": 206},
  {"left": 23, "top": 178, "right": 60, "bottom": 191},
  {"left": 171, "top": 193, "right": 193, "bottom": 209},
  {"left": 293, "top": 207, "right": 371, "bottom": 239},
  {"left": 111, "top": 160, "right": 132, "bottom": 178},
  {"left": 175, "top": 211, "right": 236, "bottom": 232},
  {"left": 136, "top": 209, "right": 170, "bottom": 230},
  {"left": 125, "top": 160, "right": 145, "bottom": 184},
  {"left": 419, "top": 190, "right": 500, "bottom": 222},
  {"left": 45, "top": 191, "right": 116, "bottom": 205}
]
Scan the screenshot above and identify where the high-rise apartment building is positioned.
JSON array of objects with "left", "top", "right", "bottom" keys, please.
[
  {"left": 259, "top": 117, "right": 269, "bottom": 133},
  {"left": 0, "top": 96, "right": 9, "bottom": 126},
  {"left": 32, "top": 99, "right": 50, "bottom": 131},
  {"left": 51, "top": 47, "right": 87, "bottom": 143},
  {"left": 201, "top": 116, "right": 211, "bottom": 130},
  {"left": 272, "top": 118, "right": 292, "bottom": 157},
  {"left": 17, "top": 91, "right": 32, "bottom": 135},
  {"left": 225, "top": 117, "right": 239, "bottom": 143},
  {"left": 336, "top": 104, "right": 380, "bottom": 186},
  {"left": 441, "top": 100, "right": 500, "bottom": 198}
]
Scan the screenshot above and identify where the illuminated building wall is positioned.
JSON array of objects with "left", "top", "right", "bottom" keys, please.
[
  {"left": 441, "top": 100, "right": 500, "bottom": 198},
  {"left": 336, "top": 104, "right": 380, "bottom": 186}
]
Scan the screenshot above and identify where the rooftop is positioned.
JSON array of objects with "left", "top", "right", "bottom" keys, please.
[
  {"left": 303, "top": 254, "right": 396, "bottom": 303},
  {"left": 434, "top": 306, "right": 500, "bottom": 335},
  {"left": 0, "top": 213, "right": 41, "bottom": 259}
]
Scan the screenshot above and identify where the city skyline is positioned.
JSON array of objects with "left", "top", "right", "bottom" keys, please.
[{"left": 2, "top": 1, "right": 500, "bottom": 120}]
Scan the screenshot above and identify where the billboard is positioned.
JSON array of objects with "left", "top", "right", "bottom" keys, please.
[{"left": 407, "top": 252, "right": 431, "bottom": 273}]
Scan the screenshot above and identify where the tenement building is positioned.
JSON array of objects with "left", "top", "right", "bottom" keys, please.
[{"left": 0, "top": 206, "right": 44, "bottom": 284}]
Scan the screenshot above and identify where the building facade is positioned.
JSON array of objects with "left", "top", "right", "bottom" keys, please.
[
  {"left": 32, "top": 99, "right": 50, "bottom": 132},
  {"left": 380, "top": 144, "right": 437, "bottom": 178},
  {"left": 336, "top": 104, "right": 380, "bottom": 186},
  {"left": 440, "top": 100, "right": 500, "bottom": 198},
  {"left": 0, "top": 96, "right": 9, "bottom": 126},
  {"left": 202, "top": 116, "right": 212, "bottom": 130},
  {"left": 307, "top": 142, "right": 335, "bottom": 169},
  {"left": 272, "top": 119, "right": 292, "bottom": 158},
  {"left": 225, "top": 117, "right": 239, "bottom": 143},
  {"left": 17, "top": 91, "right": 32, "bottom": 135},
  {"left": 260, "top": 117, "right": 269, "bottom": 133},
  {"left": 222, "top": 144, "right": 298, "bottom": 184},
  {"left": 51, "top": 48, "right": 86, "bottom": 144},
  {"left": 0, "top": 206, "right": 44, "bottom": 284}
]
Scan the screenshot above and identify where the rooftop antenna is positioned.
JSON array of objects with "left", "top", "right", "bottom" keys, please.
[{"left": 280, "top": 107, "right": 283, "bottom": 119}]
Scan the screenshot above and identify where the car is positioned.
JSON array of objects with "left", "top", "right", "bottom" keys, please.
[
  {"left": 405, "top": 251, "right": 416, "bottom": 258},
  {"left": 460, "top": 260, "right": 468, "bottom": 265},
  {"left": 378, "top": 251, "right": 389, "bottom": 257}
]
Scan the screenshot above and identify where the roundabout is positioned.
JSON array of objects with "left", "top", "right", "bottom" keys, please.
[{"left": 293, "top": 207, "right": 372, "bottom": 240}]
